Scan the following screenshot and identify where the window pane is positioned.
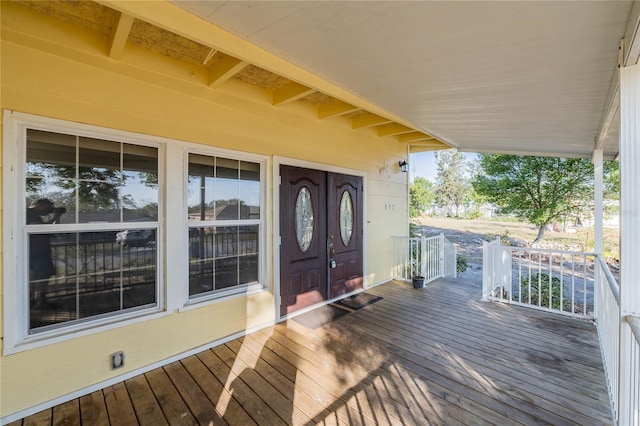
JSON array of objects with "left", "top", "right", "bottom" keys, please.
[
  {"left": 239, "top": 255, "right": 259, "bottom": 284},
  {"left": 77, "top": 138, "right": 123, "bottom": 223},
  {"left": 123, "top": 144, "right": 158, "bottom": 222},
  {"left": 295, "top": 187, "right": 314, "bottom": 252},
  {"left": 240, "top": 161, "right": 260, "bottom": 220},
  {"left": 215, "top": 158, "right": 239, "bottom": 220},
  {"left": 26, "top": 130, "right": 77, "bottom": 223},
  {"left": 189, "top": 228, "right": 214, "bottom": 297},
  {"left": 239, "top": 225, "right": 259, "bottom": 284},
  {"left": 188, "top": 154, "right": 215, "bottom": 221},
  {"left": 188, "top": 225, "right": 259, "bottom": 298},
  {"left": 215, "top": 257, "right": 238, "bottom": 289},
  {"left": 29, "top": 229, "right": 157, "bottom": 332},
  {"left": 26, "top": 181, "right": 75, "bottom": 225},
  {"left": 78, "top": 180, "right": 121, "bottom": 223},
  {"left": 339, "top": 191, "right": 354, "bottom": 246},
  {"left": 78, "top": 137, "right": 122, "bottom": 178}
]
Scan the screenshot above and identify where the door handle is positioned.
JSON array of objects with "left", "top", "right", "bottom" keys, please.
[{"left": 328, "top": 236, "right": 336, "bottom": 268}]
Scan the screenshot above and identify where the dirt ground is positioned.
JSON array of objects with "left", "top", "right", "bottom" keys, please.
[{"left": 412, "top": 216, "right": 620, "bottom": 280}]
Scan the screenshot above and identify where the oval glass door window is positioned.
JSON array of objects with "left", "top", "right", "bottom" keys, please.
[
  {"left": 295, "top": 186, "right": 314, "bottom": 252},
  {"left": 339, "top": 191, "right": 353, "bottom": 246}
]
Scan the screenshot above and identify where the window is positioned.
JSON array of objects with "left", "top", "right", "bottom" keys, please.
[
  {"left": 187, "top": 153, "right": 262, "bottom": 299},
  {"left": 4, "top": 112, "right": 268, "bottom": 351},
  {"left": 23, "top": 127, "right": 160, "bottom": 334}
]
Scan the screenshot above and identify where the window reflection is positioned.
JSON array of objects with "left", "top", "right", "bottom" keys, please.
[
  {"left": 188, "top": 154, "right": 215, "bottom": 221},
  {"left": 187, "top": 154, "right": 260, "bottom": 222},
  {"left": 25, "top": 129, "right": 160, "bottom": 332},
  {"left": 188, "top": 225, "right": 259, "bottom": 297},
  {"left": 216, "top": 158, "right": 239, "bottom": 220},
  {"left": 29, "top": 230, "right": 157, "bottom": 331},
  {"left": 240, "top": 161, "right": 260, "bottom": 220},
  {"left": 26, "top": 130, "right": 158, "bottom": 224}
]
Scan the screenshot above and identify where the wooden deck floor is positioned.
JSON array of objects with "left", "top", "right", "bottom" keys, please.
[{"left": 10, "top": 277, "right": 613, "bottom": 425}]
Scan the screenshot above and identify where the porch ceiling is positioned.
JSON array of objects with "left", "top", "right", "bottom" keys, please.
[{"left": 171, "top": 1, "right": 637, "bottom": 159}]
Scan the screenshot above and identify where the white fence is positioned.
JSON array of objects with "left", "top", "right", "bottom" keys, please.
[
  {"left": 482, "top": 238, "right": 595, "bottom": 318},
  {"left": 393, "top": 233, "right": 456, "bottom": 284},
  {"left": 484, "top": 240, "right": 640, "bottom": 425}
]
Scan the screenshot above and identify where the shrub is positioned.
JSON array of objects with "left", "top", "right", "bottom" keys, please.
[
  {"left": 520, "top": 273, "right": 571, "bottom": 311},
  {"left": 456, "top": 256, "right": 468, "bottom": 274}
]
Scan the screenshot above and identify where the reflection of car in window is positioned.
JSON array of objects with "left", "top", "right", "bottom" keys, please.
[{"left": 115, "top": 229, "right": 155, "bottom": 247}]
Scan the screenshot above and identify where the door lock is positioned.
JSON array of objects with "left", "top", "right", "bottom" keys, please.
[{"left": 328, "top": 236, "right": 336, "bottom": 268}]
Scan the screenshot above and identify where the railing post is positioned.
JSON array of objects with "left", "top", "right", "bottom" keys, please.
[
  {"left": 439, "top": 233, "right": 445, "bottom": 278},
  {"left": 500, "top": 242, "right": 512, "bottom": 301},
  {"left": 482, "top": 240, "right": 489, "bottom": 300},
  {"left": 420, "top": 235, "right": 427, "bottom": 279}
]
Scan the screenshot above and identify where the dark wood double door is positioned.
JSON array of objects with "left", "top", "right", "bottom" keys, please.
[{"left": 280, "top": 166, "right": 363, "bottom": 316}]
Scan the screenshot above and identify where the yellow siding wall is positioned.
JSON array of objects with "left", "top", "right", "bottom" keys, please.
[{"left": 0, "top": 2, "right": 408, "bottom": 417}]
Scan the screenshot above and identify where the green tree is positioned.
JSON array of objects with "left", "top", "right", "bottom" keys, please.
[
  {"left": 604, "top": 160, "right": 619, "bottom": 200},
  {"left": 409, "top": 177, "right": 435, "bottom": 218},
  {"left": 434, "top": 151, "right": 472, "bottom": 216},
  {"left": 473, "top": 154, "right": 594, "bottom": 245}
]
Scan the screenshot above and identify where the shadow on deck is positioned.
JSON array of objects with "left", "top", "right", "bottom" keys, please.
[{"left": 12, "top": 277, "right": 612, "bottom": 425}]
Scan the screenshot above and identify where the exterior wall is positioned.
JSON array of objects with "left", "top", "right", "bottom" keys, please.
[{"left": 0, "top": 2, "right": 409, "bottom": 418}]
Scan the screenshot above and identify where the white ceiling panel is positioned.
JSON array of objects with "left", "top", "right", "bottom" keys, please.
[{"left": 171, "top": 1, "right": 634, "bottom": 158}]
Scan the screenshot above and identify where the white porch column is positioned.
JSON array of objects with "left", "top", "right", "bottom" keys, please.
[
  {"left": 619, "top": 62, "right": 640, "bottom": 426},
  {"left": 593, "top": 149, "right": 604, "bottom": 255}
]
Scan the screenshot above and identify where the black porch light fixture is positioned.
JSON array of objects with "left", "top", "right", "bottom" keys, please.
[{"left": 399, "top": 160, "right": 408, "bottom": 173}]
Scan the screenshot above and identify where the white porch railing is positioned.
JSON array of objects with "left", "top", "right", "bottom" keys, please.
[
  {"left": 621, "top": 314, "right": 640, "bottom": 425},
  {"left": 484, "top": 240, "right": 639, "bottom": 425},
  {"left": 482, "top": 238, "right": 595, "bottom": 318},
  {"left": 595, "top": 254, "right": 620, "bottom": 421},
  {"left": 392, "top": 233, "right": 456, "bottom": 284}
]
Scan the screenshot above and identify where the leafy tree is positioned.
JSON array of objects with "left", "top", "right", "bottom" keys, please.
[
  {"left": 473, "top": 154, "right": 594, "bottom": 245},
  {"left": 434, "top": 151, "right": 472, "bottom": 216},
  {"left": 409, "top": 177, "right": 435, "bottom": 218},
  {"left": 604, "top": 160, "right": 619, "bottom": 200},
  {"left": 55, "top": 166, "right": 123, "bottom": 211}
]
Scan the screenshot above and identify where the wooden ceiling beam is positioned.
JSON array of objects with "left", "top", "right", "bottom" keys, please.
[
  {"left": 109, "top": 12, "right": 134, "bottom": 59},
  {"left": 273, "top": 82, "right": 316, "bottom": 106},
  {"left": 378, "top": 123, "right": 415, "bottom": 137},
  {"left": 352, "top": 113, "right": 393, "bottom": 129},
  {"left": 208, "top": 54, "right": 248, "bottom": 87},
  {"left": 318, "top": 100, "right": 360, "bottom": 119},
  {"left": 397, "top": 132, "right": 434, "bottom": 143}
]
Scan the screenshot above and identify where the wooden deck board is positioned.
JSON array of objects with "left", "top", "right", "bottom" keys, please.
[
  {"left": 353, "top": 295, "right": 610, "bottom": 408},
  {"left": 103, "top": 382, "right": 138, "bottom": 425},
  {"left": 144, "top": 368, "right": 197, "bottom": 425},
  {"left": 325, "top": 305, "right": 589, "bottom": 425},
  {"left": 367, "top": 283, "right": 612, "bottom": 404},
  {"left": 13, "top": 278, "right": 613, "bottom": 425},
  {"left": 163, "top": 361, "right": 227, "bottom": 425},
  {"left": 125, "top": 375, "right": 168, "bottom": 426},
  {"left": 79, "top": 390, "right": 109, "bottom": 426},
  {"left": 52, "top": 399, "right": 80, "bottom": 426},
  {"left": 179, "top": 355, "right": 256, "bottom": 426}
]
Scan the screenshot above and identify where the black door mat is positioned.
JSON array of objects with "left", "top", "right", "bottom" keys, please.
[
  {"left": 334, "top": 292, "right": 382, "bottom": 311},
  {"left": 291, "top": 304, "right": 351, "bottom": 330}
]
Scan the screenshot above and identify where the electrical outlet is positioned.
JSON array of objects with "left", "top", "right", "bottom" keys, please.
[{"left": 111, "top": 351, "right": 125, "bottom": 369}]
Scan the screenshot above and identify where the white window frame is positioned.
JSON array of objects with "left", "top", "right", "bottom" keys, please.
[
  {"left": 2, "top": 111, "right": 168, "bottom": 354},
  {"left": 3, "top": 111, "right": 272, "bottom": 353},
  {"left": 180, "top": 145, "right": 269, "bottom": 309}
]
